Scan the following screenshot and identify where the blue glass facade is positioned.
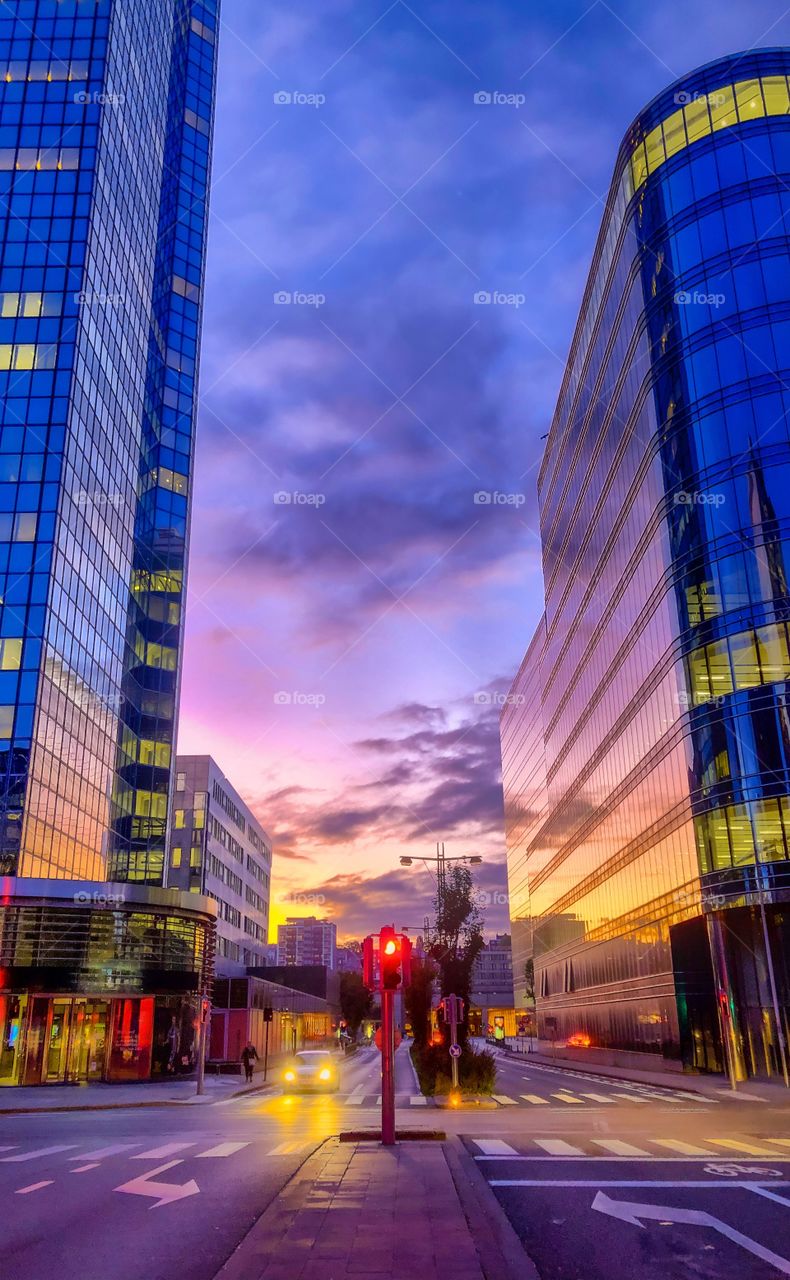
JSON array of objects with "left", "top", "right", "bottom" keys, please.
[
  {"left": 0, "top": 0, "right": 218, "bottom": 885},
  {"left": 502, "top": 50, "right": 790, "bottom": 1077}
]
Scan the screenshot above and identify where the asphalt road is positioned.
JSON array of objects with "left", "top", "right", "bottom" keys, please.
[
  {"left": 464, "top": 1048, "right": 790, "bottom": 1279},
  {"left": 0, "top": 1044, "right": 422, "bottom": 1280},
  {"left": 2, "top": 1042, "right": 789, "bottom": 1280}
]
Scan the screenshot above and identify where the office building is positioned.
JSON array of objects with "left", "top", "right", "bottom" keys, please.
[
  {"left": 277, "top": 916, "right": 337, "bottom": 970},
  {"left": 0, "top": 0, "right": 220, "bottom": 1085},
  {"left": 502, "top": 51, "right": 790, "bottom": 1079},
  {"left": 167, "top": 755, "right": 272, "bottom": 973}
]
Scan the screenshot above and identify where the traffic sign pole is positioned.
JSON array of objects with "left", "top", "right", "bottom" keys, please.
[{"left": 381, "top": 987, "right": 395, "bottom": 1145}]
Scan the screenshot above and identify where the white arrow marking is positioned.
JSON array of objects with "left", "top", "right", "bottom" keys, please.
[
  {"left": 592, "top": 1190, "right": 790, "bottom": 1274},
  {"left": 114, "top": 1159, "right": 200, "bottom": 1209}
]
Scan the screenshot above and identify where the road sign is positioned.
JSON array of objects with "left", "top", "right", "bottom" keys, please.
[{"left": 449, "top": 1044, "right": 461, "bottom": 1058}]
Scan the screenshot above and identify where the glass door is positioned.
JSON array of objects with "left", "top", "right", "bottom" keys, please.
[
  {"left": 43, "top": 1000, "right": 72, "bottom": 1082},
  {"left": 66, "top": 1000, "right": 109, "bottom": 1081}
]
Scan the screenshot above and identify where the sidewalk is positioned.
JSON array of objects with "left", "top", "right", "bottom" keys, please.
[
  {"left": 497, "top": 1041, "right": 790, "bottom": 1103},
  {"left": 216, "top": 1136, "right": 533, "bottom": 1280},
  {"left": 0, "top": 1071, "right": 272, "bottom": 1114}
]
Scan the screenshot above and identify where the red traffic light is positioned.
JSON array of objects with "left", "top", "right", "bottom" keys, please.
[{"left": 379, "top": 926, "right": 412, "bottom": 991}]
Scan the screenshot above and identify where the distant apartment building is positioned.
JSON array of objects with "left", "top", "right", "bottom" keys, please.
[
  {"left": 277, "top": 916, "right": 337, "bottom": 969},
  {"left": 470, "top": 935, "right": 516, "bottom": 1038},
  {"left": 335, "top": 944, "right": 363, "bottom": 974},
  {"left": 166, "top": 756, "right": 272, "bottom": 973}
]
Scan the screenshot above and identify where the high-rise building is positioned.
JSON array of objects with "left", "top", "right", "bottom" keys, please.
[
  {"left": 0, "top": 0, "right": 220, "bottom": 1086},
  {"left": 502, "top": 51, "right": 790, "bottom": 1080},
  {"left": 167, "top": 755, "right": 272, "bottom": 973},
  {"left": 277, "top": 916, "right": 337, "bottom": 970}
]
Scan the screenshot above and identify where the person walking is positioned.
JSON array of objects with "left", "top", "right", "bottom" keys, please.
[{"left": 241, "top": 1040, "right": 258, "bottom": 1083}]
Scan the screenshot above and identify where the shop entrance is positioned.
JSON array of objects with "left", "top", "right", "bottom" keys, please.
[{"left": 19, "top": 997, "right": 110, "bottom": 1085}]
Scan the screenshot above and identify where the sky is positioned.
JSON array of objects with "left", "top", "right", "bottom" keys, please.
[{"left": 178, "top": 0, "right": 790, "bottom": 943}]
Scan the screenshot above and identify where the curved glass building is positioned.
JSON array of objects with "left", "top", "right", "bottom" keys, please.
[{"left": 502, "top": 49, "right": 790, "bottom": 1077}]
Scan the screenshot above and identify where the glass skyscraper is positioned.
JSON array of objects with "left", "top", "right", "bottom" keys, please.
[
  {"left": 502, "top": 50, "right": 790, "bottom": 1079},
  {"left": 0, "top": 0, "right": 219, "bottom": 1086}
]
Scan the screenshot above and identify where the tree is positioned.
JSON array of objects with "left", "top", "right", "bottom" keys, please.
[
  {"left": 339, "top": 972, "right": 372, "bottom": 1037},
  {"left": 430, "top": 865, "right": 484, "bottom": 1046},
  {"left": 403, "top": 957, "right": 438, "bottom": 1048},
  {"left": 524, "top": 958, "right": 535, "bottom": 1003}
]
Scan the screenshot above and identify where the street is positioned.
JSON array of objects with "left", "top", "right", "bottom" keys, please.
[{"left": 2, "top": 1044, "right": 789, "bottom": 1280}]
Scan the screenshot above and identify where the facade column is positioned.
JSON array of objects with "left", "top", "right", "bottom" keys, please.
[{"left": 706, "top": 912, "right": 748, "bottom": 1084}]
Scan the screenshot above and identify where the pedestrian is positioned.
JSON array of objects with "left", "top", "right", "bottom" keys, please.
[{"left": 241, "top": 1040, "right": 258, "bottom": 1083}]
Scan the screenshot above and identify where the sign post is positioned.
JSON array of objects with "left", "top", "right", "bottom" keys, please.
[
  {"left": 263, "top": 1005, "right": 273, "bottom": 1081},
  {"left": 441, "top": 995, "right": 463, "bottom": 1091},
  {"left": 195, "top": 995, "right": 210, "bottom": 1097}
]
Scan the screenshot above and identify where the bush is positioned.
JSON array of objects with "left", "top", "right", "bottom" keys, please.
[{"left": 411, "top": 1042, "right": 496, "bottom": 1095}]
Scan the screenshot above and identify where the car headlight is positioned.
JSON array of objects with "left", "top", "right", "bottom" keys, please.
[
  {"left": 284, "top": 1069, "right": 296, "bottom": 1082},
  {"left": 318, "top": 1067, "right": 332, "bottom": 1081}
]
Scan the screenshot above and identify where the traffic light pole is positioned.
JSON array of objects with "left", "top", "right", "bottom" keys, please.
[{"left": 381, "top": 987, "right": 395, "bottom": 1145}]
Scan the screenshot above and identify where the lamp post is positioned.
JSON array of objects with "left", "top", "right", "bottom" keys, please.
[{"left": 399, "top": 842, "right": 483, "bottom": 938}]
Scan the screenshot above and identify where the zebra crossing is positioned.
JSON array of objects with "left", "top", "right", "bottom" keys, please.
[
  {"left": 490, "top": 1083, "right": 720, "bottom": 1107},
  {"left": 472, "top": 1135, "right": 790, "bottom": 1159},
  {"left": 235, "top": 1090, "right": 428, "bottom": 1108}
]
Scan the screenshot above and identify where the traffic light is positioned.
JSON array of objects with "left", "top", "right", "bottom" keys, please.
[{"left": 380, "top": 927, "right": 402, "bottom": 990}]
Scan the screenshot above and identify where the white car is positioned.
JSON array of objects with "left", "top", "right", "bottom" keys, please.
[{"left": 282, "top": 1049, "right": 339, "bottom": 1092}]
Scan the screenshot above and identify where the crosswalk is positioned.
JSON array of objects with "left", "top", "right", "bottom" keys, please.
[
  {"left": 488, "top": 1086, "right": 718, "bottom": 1107},
  {"left": 0, "top": 1135, "right": 316, "bottom": 1181},
  {"left": 472, "top": 1135, "right": 790, "bottom": 1159},
  {"left": 235, "top": 1091, "right": 427, "bottom": 1108}
]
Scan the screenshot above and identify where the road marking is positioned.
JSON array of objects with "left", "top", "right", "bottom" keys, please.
[
  {"left": 410, "top": 1096, "right": 427, "bottom": 1106},
  {"left": 267, "top": 1141, "right": 311, "bottom": 1156},
  {"left": 15, "top": 1181, "right": 53, "bottom": 1194},
  {"left": 520, "top": 1094, "right": 550, "bottom": 1104},
  {"left": 592, "top": 1140, "right": 650, "bottom": 1157},
  {"left": 115, "top": 1160, "right": 199, "bottom": 1209},
  {"left": 592, "top": 1190, "right": 790, "bottom": 1275},
  {"left": 580, "top": 1093, "right": 616, "bottom": 1104},
  {"left": 71, "top": 1164, "right": 101, "bottom": 1173},
  {"left": 493, "top": 1095, "right": 518, "bottom": 1105},
  {"left": 533, "top": 1139, "right": 584, "bottom": 1156},
  {"left": 69, "top": 1143, "right": 142, "bottom": 1161},
  {"left": 0, "top": 1146, "right": 17, "bottom": 1153},
  {"left": 672, "top": 1091, "right": 718, "bottom": 1104},
  {"left": 489, "top": 1178, "right": 790, "bottom": 1187},
  {"left": 610, "top": 1093, "right": 650, "bottom": 1104},
  {"left": 715, "top": 1089, "right": 768, "bottom": 1102},
  {"left": 769, "top": 1140, "right": 790, "bottom": 1150},
  {"left": 195, "top": 1142, "right": 250, "bottom": 1159},
  {"left": 131, "top": 1143, "right": 196, "bottom": 1161},
  {"left": 1, "top": 1145, "right": 77, "bottom": 1163},
  {"left": 475, "top": 1140, "right": 518, "bottom": 1156},
  {"left": 346, "top": 1087, "right": 365, "bottom": 1104},
  {"left": 653, "top": 1139, "right": 712, "bottom": 1156},
  {"left": 747, "top": 1184, "right": 790, "bottom": 1206},
  {"left": 552, "top": 1092, "right": 583, "bottom": 1104},
  {"left": 709, "top": 1139, "right": 777, "bottom": 1156}
]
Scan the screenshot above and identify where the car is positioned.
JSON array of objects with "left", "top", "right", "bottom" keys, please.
[{"left": 282, "top": 1049, "right": 339, "bottom": 1092}]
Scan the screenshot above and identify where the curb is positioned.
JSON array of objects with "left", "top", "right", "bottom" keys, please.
[
  {"left": 444, "top": 1136, "right": 540, "bottom": 1280},
  {"left": 496, "top": 1046, "right": 719, "bottom": 1096},
  {"left": 0, "top": 1081, "right": 273, "bottom": 1115}
]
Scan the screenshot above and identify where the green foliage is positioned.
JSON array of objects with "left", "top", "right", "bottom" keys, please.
[
  {"left": 339, "top": 971, "right": 372, "bottom": 1036},
  {"left": 410, "top": 1041, "right": 496, "bottom": 1096},
  {"left": 403, "top": 957, "right": 437, "bottom": 1048},
  {"left": 430, "top": 864, "right": 485, "bottom": 1045}
]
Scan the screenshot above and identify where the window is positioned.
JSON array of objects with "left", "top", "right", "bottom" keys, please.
[
  {"left": 172, "top": 847, "right": 182, "bottom": 868},
  {"left": 175, "top": 772, "right": 186, "bottom": 792},
  {"left": 0, "top": 706, "right": 13, "bottom": 739},
  {"left": 174, "top": 809, "right": 185, "bottom": 829},
  {"left": 0, "top": 639, "right": 22, "bottom": 671},
  {"left": 190, "top": 845, "right": 202, "bottom": 868}
]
